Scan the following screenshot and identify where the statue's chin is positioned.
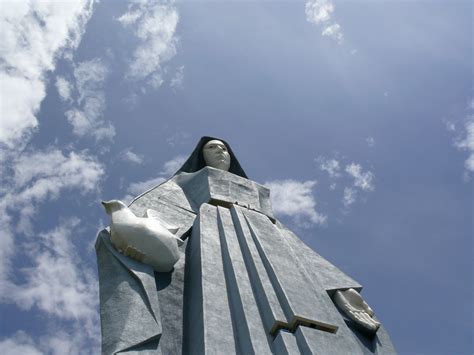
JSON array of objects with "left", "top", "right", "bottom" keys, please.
[{"left": 207, "top": 162, "right": 230, "bottom": 171}]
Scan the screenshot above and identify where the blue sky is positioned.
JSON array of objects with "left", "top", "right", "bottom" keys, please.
[{"left": 0, "top": 0, "right": 472, "bottom": 354}]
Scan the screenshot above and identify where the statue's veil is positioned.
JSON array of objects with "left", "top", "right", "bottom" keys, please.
[{"left": 174, "top": 136, "right": 248, "bottom": 178}]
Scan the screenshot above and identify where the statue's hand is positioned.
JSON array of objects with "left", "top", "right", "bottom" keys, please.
[
  {"left": 333, "top": 288, "right": 381, "bottom": 334},
  {"left": 123, "top": 245, "right": 146, "bottom": 262}
]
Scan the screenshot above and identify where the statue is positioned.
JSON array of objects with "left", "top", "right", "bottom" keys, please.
[{"left": 96, "top": 137, "right": 396, "bottom": 354}]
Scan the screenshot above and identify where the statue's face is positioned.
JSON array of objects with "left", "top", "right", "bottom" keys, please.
[{"left": 203, "top": 140, "right": 231, "bottom": 171}]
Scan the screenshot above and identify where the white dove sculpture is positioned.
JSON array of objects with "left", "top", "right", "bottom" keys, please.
[{"left": 101, "top": 200, "right": 184, "bottom": 272}]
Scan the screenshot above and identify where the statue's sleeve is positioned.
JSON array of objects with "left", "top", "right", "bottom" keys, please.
[
  {"left": 96, "top": 180, "right": 196, "bottom": 354},
  {"left": 96, "top": 230, "right": 163, "bottom": 354}
]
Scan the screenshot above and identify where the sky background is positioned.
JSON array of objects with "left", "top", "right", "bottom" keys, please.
[{"left": 0, "top": 0, "right": 472, "bottom": 354}]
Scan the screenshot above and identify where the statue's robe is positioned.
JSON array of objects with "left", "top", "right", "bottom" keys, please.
[{"left": 96, "top": 167, "right": 396, "bottom": 354}]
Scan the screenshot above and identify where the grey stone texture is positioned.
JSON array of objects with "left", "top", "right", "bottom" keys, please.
[{"left": 96, "top": 166, "right": 396, "bottom": 354}]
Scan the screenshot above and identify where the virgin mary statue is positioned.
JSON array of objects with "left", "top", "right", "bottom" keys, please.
[{"left": 96, "top": 137, "right": 396, "bottom": 354}]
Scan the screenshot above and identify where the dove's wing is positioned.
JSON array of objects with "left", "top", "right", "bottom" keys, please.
[
  {"left": 144, "top": 209, "right": 180, "bottom": 234},
  {"left": 144, "top": 209, "right": 184, "bottom": 247}
]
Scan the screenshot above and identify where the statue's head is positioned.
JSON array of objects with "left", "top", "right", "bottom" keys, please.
[
  {"left": 173, "top": 136, "right": 248, "bottom": 178},
  {"left": 202, "top": 139, "right": 231, "bottom": 171}
]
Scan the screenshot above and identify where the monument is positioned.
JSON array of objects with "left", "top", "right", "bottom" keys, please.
[{"left": 96, "top": 136, "right": 396, "bottom": 354}]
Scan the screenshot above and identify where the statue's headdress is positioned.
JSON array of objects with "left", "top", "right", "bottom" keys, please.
[{"left": 175, "top": 136, "right": 248, "bottom": 178}]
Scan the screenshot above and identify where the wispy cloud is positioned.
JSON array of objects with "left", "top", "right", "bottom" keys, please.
[
  {"left": 0, "top": 219, "right": 100, "bottom": 354},
  {"left": 345, "top": 163, "right": 375, "bottom": 191},
  {"left": 127, "top": 176, "right": 167, "bottom": 198},
  {"left": 161, "top": 154, "right": 186, "bottom": 175},
  {"left": 10, "top": 219, "right": 98, "bottom": 322},
  {"left": 265, "top": 179, "right": 327, "bottom": 226},
  {"left": 124, "top": 154, "right": 186, "bottom": 201},
  {"left": 170, "top": 65, "right": 184, "bottom": 91},
  {"left": 0, "top": 1, "right": 95, "bottom": 147},
  {"left": 166, "top": 131, "right": 190, "bottom": 146},
  {"left": 343, "top": 187, "right": 357, "bottom": 207},
  {"left": 322, "top": 23, "right": 343, "bottom": 44},
  {"left": 55, "top": 76, "right": 73, "bottom": 102},
  {"left": 118, "top": 0, "right": 179, "bottom": 90},
  {"left": 63, "top": 58, "right": 115, "bottom": 142},
  {"left": 120, "top": 148, "right": 144, "bottom": 165},
  {"left": 0, "top": 147, "right": 103, "bottom": 353},
  {"left": 0, "top": 331, "right": 42, "bottom": 355},
  {"left": 305, "top": 0, "right": 343, "bottom": 44},
  {"left": 0, "top": 148, "right": 104, "bottom": 284},
  {"left": 318, "top": 156, "right": 375, "bottom": 209},
  {"left": 319, "top": 158, "right": 341, "bottom": 179},
  {"left": 451, "top": 99, "right": 474, "bottom": 177}
]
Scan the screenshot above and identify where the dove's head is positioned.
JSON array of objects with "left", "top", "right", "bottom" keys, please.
[{"left": 101, "top": 200, "right": 128, "bottom": 215}]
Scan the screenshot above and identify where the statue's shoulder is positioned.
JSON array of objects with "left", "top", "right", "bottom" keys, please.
[{"left": 130, "top": 177, "right": 194, "bottom": 216}]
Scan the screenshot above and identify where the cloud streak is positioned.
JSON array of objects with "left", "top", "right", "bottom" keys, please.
[
  {"left": 318, "top": 156, "right": 376, "bottom": 209},
  {"left": 0, "top": 219, "right": 100, "bottom": 354},
  {"left": 265, "top": 179, "right": 327, "bottom": 226},
  {"left": 0, "top": 148, "right": 103, "bottom": 353},
  {"left": 63, "top": 58, "right": 115, "bottom": 142},
  {"left": 453, "top": 99, "right": 474, "bottom": 177},
  {"left": 0, "top": 1, "right": 95, "bottom": 147},
  {"left": 118, "top": 0, "right": 179, "bottom": 90},
  {"left": 124, "top": 154, "right": 187, "bottom": 201}
]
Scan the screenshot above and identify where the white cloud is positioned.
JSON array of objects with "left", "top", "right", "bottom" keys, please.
[
  {"left": 55, "top": 76, "right": 73, "bottom": 102},
  {"left": 319, "top": 158, "right": 341, "bottom": 178},
  {"left": 11, "top": 219, "right": 98, "bottom": 324},
  {"left": 161, "top": 154, "right": 186, "bottom": 176},
  {"left": 170, "top": 65, "right": 184, "bottom": 91},
  {"left": 305, "top": 0, "right": 343, "bottom": 44},
  {"left": 305, "top": 0, "right": 334, "bottom": 24},
  {"left": 317, "top": 155, "right": 376, "bottom": 210},
  {"left": 265, "top": 179, "right": 327, "bottom": 226},
  {"left": 127, "top": 176, "right": 167, "bottom": 197},
  {"left": 65, "top": 58, "right": 115, "bottom": 142},
  {"left": 342, "top": 187, "right": 356, "bottom": 207},
  {"left": 0, "top": 219, "right": 100, "bottom": 353},
  {"left": 0, "top": 148, "right": 104, "bottom": 285},
  {"left": 322, "top": 23, "right": 343, "bottom": 44},
  {"left": 455, "top": 118, "right": 474, "bottom": 174},
  {"left": 443, "top": 119, "right": 456, "bottom": 132},
  {"left": 10, "top": 149, "right": 104, "bottom": 195},
  {"left": 345, "top": 163, "right": 375, "bottom": 191},
  {"left": 0, "top": 1, "right": 95, "bottom": 147},
  {"left": 125, "top": 154, "right": 187, "bottom": 200},
  {"left": 0, "top": 149, "right": 102, "bottom": 352},
  {"left": 118, "top": 0, "right": 179, "bottom": 90},
  {"left": 452, "top": 99, "right": 474, "bottom": 176},
  {"left": 120, "top": 149, "right": 144, "bottom": 165},
  {"left": 0, "top": 332, "right": 42, "bottom": 355},
  {"left": 0, "top": 328, "right": 98, "bottom": 355}
]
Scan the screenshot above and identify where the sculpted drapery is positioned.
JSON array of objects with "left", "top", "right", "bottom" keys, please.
[{"left": 96, "top": 137, "right": 396, "bottom": 354}]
